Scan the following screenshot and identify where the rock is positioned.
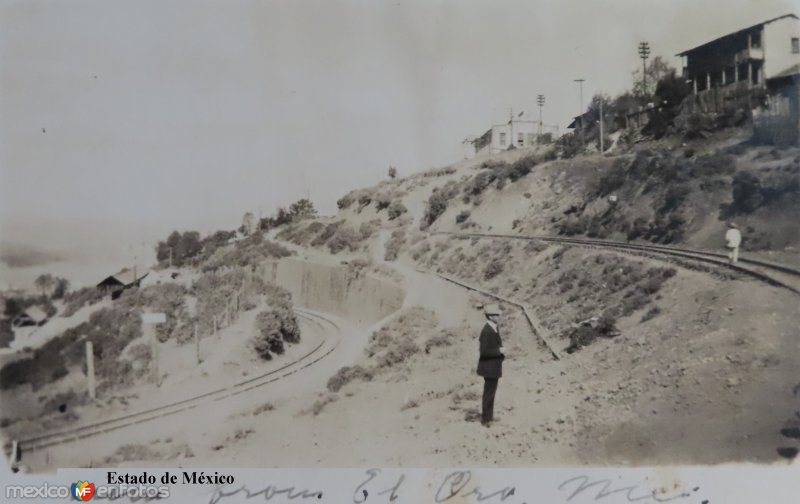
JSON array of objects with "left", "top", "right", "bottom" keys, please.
[{"left": 726, "top": 377, "right": 741, "bottom": 388}]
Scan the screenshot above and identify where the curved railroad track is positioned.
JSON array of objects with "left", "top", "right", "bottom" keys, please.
[
  {"left": 8, "top": 308, "right": 342, "bottom": 454},
  {"left": 436, "top": 232, "right": 800, "bottom": 295}
]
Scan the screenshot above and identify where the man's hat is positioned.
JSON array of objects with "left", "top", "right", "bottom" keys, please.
[
  {"left": 483, "top": 304, "right": 501, "bottom": 316},
  {"left": 728, "top": 222, "right": 738, "bottom": 228}
]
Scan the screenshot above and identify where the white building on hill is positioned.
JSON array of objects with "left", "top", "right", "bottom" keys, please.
[{"left": 466, "top": 110, "right": 555, "bottom": 158}]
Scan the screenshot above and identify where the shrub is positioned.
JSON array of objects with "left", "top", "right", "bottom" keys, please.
[
  {"left": 421, "top": 185, "right": 457, "bottom": 229},
  {"left": 384, "top": 229, "right": 406, "bottom": 262},
  {"left": 483, "top": 258, "right": 504, "bottom": 280},
  {"left": 327, "top": 227, "right": 361, "bottom": 254},
  {"left": 729, "top": 171, "right": 763, "bottom": 214},
  {"left": 565, "top": 315, "right": 620, "bottom": 353},
  {"left": 507, "top": 155, "right": 537, "bottom": 182},
  {"left": 467, "top": 171, "right": 493, "bottom": 196},
  {"left": 455, "top": 210, "right": 470, "bottom": 224},
  {"left": 377, "top": 339, "right": 420, "bottom": 368},
  {"left": 596, "top": 161, "right": 628, "bottom": 196},
  {"left": 411, "top": 241, "right": 431, "bottom": 261},
  {"left": 252, "top": 402, "right": 275, "bottom": 415},
  {"left": 661, "top": 184, "right": 691, "bottom": 213},
  {"left": 640, "top": 306, "right": 662, "bottom": 323},
  {"left": 375, "top": 194, "right": 392, "bottom": 212},
  {"left": 387, "top": 201, "right": 407, "bottom": 220},
  {"left": 252, "top": 311, "right": 285, "bottom": 360},
  {"left": 327, "top": 365, "right": 374, "bottom": 392},
  {"left": 337, "top": 194, "right": 354, "bottom": 210},
  {"left": 311, "top": 221, "right": 342, "bottom": 247},
  {"left": 358, "top": 194, "right": 372, "bottom": 209}
]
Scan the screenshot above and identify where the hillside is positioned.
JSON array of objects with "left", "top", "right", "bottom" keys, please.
[
  {"left": 4, "top": 126, "right": 799, "bottom": 470},
  {"left": 258, "top": 127, "right": 800, "bottom": 466}
]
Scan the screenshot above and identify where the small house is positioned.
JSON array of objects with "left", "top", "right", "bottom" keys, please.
[
  {"left": 11, "top": 306, "right": 49, "bottom": 328},
  {"left": 97, "top": 268, "right": 149, "bottom": 300}
]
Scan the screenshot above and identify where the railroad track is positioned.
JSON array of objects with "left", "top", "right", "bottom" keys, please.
[
  {"left": 7, "top": 308, "right": 341, "bottom": 455},
  {"left": 436, "top": 232, "right": 800, "bottom": 295}
]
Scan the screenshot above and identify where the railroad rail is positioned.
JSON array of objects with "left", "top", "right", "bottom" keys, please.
[
  {"left": 435, "top": 232, "right": 800, "bottom": 295},
  {"left": 6, "top": 308, "right": 341, "bottom": 455}
]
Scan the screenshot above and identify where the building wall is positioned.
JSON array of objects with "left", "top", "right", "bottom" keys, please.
[
  {"left": 764, "top": 17, "right": 800, "bottom": 80},
  {"left": 489, "top": 120, "right": 538, "bottom": 152}
]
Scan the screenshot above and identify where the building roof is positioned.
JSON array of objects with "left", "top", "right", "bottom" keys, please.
[
  {"left": 769, "top": 63, "right": 800, "bottom": 80},
  {"left": 677, "top": 14, "right": 799, "bottom": 56},
  {"left": 22, "top": 306, "right": 48, "bottom": 323},
  {"left": 97, "top": 268, "right": 149, "bottom": 287}
]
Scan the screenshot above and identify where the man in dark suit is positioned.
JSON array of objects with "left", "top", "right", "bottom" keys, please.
[{"left": 477, "top": 303, "right": 504, "bottom": 426}]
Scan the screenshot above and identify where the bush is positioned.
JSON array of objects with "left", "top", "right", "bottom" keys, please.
[
  {"left": 327, "top": 365, "right": 374, "bottom": 392},
  {"left": 661, "top": 183, "right": 691, "bottom": 213},
  {"left": 328, "top": 227, "right": 361, "bottom": 254},
  {"left": 729, "top": 171, "right": 763, "bottom": 214},
  {"left": 507, "top": 155, "right": 537, "bottom": 182},
  {"left": 421, "top": 190, "right": 450, "bottom": 228},
  {"left": 387, "top": 201, "right": 407, "bottom": 220},
  {"left": 375, "top": 194, "right": 392, "bottom": 212},
  {"left": 565, "top": 315, "right": 620, "bottom": 353},
  {"left": 596, "top": 162, "right": 628, "bottom": 196},
  {"left": 467, "top": 171, "right": 493, "bottom": 196},
  {"left": 337, "top": 194, "right": 354, "bottom": 210},
  {"left": 384, "top": 229, "right": 406, "bottom": 262},
  {"left": 455, "top": 210, "right": 471, "bottom": 224},
  {"left": 311, "top": 221, "right": 342, "bottom": 247},
  {"left": 483, "top": 258, "right": 504, "bottom": 280}
]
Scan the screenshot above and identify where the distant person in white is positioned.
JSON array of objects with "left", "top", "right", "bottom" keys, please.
[{"left": 725, "top": 222, "right": 742, "bottom": 264}]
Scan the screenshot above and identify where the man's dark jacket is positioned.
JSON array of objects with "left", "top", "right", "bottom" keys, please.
[{"left": 476, "top": 322, "right": 504, "bottom": 378}]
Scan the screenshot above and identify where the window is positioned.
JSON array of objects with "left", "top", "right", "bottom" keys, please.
[
  {"left": 517, "top": 133, "right": 524, "bottom": 146},
  {"left": 793, "top": 37, "right": 799, "bottom": 54},
  {"left": 751, "top": 31, "right": 761, "bottom": 49},
  {"left": 499, "top": 132, "right": 506, "bottom": 146}
]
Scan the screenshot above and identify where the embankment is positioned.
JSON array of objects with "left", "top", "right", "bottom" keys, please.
[{"left": 258, "top": 258, "right": 405, "bottom": 326}]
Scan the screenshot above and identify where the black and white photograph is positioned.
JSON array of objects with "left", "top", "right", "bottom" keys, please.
[{"left": 1, "top": 0, "right": 799, "bottom": 483}]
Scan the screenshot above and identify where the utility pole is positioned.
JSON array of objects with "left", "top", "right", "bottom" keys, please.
[
  {"left": 86, "top": 340, "right": 96, "bottom": 400},
  {"left": 599, "top": 99, "right": 605, "bottom": 153},
  {"left": 638, "top": 41, "right": 651, "bottom": 98},
  {"left": 574, "top": 78, "right": 585, "bottom": 146},
  {"left": 194, "top": 324, "right": 201, "bottom": 364},
  {"left": 537, "top": 94, "right": 545, "bottom": 137}
]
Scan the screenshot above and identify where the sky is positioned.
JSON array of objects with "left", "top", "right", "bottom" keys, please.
[{"left": 0, "top": 0, "right": 796, "bottom": 284}]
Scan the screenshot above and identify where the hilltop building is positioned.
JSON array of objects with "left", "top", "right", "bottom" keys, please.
[
  {"left": 677, "top": 13, "right": 800, "bottom": 144},
  {"left": 678, "top": 14, "right": 799, "bottom": 97},
  {"left": 467, "top": 111, "right": 553, "bottom": 157}
]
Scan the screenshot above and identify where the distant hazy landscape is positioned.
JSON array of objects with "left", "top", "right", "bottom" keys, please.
[{"left": 0, "top": 219, "right": 160, "bottom": 290}]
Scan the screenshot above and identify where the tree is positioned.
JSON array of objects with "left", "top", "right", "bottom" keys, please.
[
  {"left": 34, "top": 273, "right": 55, "bottom": 297},
  {"left": 631, "top": 56, "right": 674, "bottom": 100},
  {"left": 388, "top": 166, "right": 398, "bottom": 179},
  {"left": 289, "top": 199, "right": 317, "bottom": 221},
  {"left": 53, "top": 277, "right": 70, "bottom": 299},
  {"left": 0, "top": 319, "right": 13, "bottom": 348},
  {"left": 4, "top": 298, "right": 22, "bottom": 320},
  {"left": 178, "top": 231, "right": 202, "bottom": 264}
]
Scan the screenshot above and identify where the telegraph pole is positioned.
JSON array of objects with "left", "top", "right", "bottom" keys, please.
[
  {"left": 638, "top": 41, "right": 651, "bottom": 97},
  {"left": 86, "top": 340, "right": 96, "bottom": 400},
  {"left": 537, "top": 94, "right": 545, "bottom": 137},
  {"left": 599, "top": 99, "right": 605, "bottom": 153},
  {"left": 574, "top": 78, "right": 585, "bottom": 146}
]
